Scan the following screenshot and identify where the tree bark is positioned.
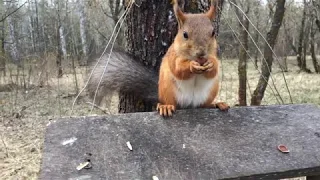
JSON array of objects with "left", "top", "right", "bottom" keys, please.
[
  {"left": 251, "top": 0, "right": 286, "bottom": 106},
  {"left": 119, "top": 0, "right": 225, "bottom": 113}
]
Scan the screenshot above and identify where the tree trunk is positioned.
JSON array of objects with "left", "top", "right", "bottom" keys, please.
[
  {"left": 297, "top": 0, "right": 306, "bottom": 71},
  {"left": 251, "top": 0, "right": 286, "bottom": 106},
  {"left": 310, "top": 20, "right": 319, "bottom": 73},
  {"left": 59, "top": 25, "right": 67, "bottom": 60},
  {"left": 316, "top": 19, "right": 320, "bottom": 32},
  {"left": 238, "top": 18, "right": 249, "bottom": 106},
  {"left": 253, "top": 6, "right": 261, "bottom": 69},
  {"left": 283, "top": 20, "right": 298, "bottom": 55},
  {"left": 6, "top": 1, "right": 21, "bottom": 65},
  {"left": 232, "top": 0, "right": 250, "bottom": 106},
  {"left": 302, "top": 19, "right": 311, "bottom": 73},
  {"left": 108, "top": 0, "right": 124, "bottom": 46},
  {"left": 0, "top": 20, "right": 5, "bottom": 76},
  {"left": 28, "top": 1, "right": 36, "bottom": 53},
  {"left": 119, "top": 0, "right": 225, "bottom": 113},
  {"left": 78, "top": 0, "right": 88, "bottom": 66},
  {"left": 7, "top": 15, "right": 20, "bottom": 65},
  {"left": 56, "top": 25, "right": 63, "bottom": 78}
]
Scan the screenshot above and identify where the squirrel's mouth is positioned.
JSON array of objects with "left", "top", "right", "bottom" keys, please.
[{"left": 196, "top": 57, "right": 207, "bottom": 66}]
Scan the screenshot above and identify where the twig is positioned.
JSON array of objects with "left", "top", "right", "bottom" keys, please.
[
  {"left": 86, "top": 102, "right": 110, "bottom": 114},
  {"left": 0, "top": 1, "right": 28, "bottom": 23}
]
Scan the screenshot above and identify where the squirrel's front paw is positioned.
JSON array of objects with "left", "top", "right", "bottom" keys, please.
[
  {"left": 190, "top": 61, "right": 206, "bottom": 74},
  {"left": 157, "top": 103, "right": 175, "bottom": 117},
  {"left": 203, "top": 61, "right": 214, "bottom": 72}
]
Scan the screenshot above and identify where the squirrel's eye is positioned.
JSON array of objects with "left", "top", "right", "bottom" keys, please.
[
  {"left": 211, "top": 30, "right": 215, "bottom": 37},
  {"left": 183, "top": 31, "right": 188, "bottom": 39}
]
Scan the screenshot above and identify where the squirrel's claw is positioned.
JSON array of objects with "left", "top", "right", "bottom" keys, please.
[
  {"left": 190, "top": 61, "right": 206, "bottom": 74},
  {"left": 215, "top": 102, "right": 230, "bottom": 111},
  {"left": 157, "top": 103, "right": 176, "bottom": 117},
  {"left": 203, "top": 61, "right": 214, "bottom": 72},
  {"left": 202, "top": 102, "right": 230, "bottom": 111}
]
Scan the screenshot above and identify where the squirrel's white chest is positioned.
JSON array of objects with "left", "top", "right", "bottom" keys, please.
[{"left": 174, "top": 75, "right": 216, "bottom": 108}]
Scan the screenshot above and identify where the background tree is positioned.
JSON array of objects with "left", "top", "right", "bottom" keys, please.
[
  {"left": 251, "top": 0, "right": 286, "bottom": 105},
  {"left": 230, "top": 0, "right": 250, "bottom": 106}
]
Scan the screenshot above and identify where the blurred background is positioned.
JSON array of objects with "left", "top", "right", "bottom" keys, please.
[{"left": 0, "top": 0, "right": 319, "bottom": 179}]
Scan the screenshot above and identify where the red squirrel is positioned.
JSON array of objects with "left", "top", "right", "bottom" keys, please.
[{"left": 87, "top": 0, "right": 229, "bottom": 116}]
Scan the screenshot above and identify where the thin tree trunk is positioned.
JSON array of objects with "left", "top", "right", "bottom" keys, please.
[
  {"left": 251, "top": 0, "right": 286, "bottom": 106},
  {"left": 238, "top": 18, "right": 249, "bottom": 106},
  {"left": 119, "top": 0, "right": 225, "bottom": 113},
  {"left": 34, "top": 0, "right": 40, "bottom": 52},
  {"left": 28, "top": 0, "right": 36, "bottom": 53},
  {"left": 78, "top": 0, "right": 88, "bottom": 65},
  {"left": 56, "top": 25, "right": 63, "bottom": 78},
  {"left": 310, "top": 21, "right": 319, "bottom": 73},
  {"left": 253, "top": 7, "right": 261, "bottom": 69},
  {"left": 0, "top": 20, "right": 5, "bottom": 76},
  {"left": 283, "top": 20, "right": 298, "bottom": 55},
  {"left": 232, "top": 0, "right": 250, "bottom": 106},
  {"left": 7, "top": 15, "right": 20, "bottom": 65}
]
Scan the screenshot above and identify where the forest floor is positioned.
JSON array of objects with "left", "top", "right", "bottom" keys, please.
[{"left": 0, "top": 56, "right": 319, "bottom": 180}]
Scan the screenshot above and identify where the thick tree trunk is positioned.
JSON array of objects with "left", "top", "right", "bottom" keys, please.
[
  {"left": 297, "top": 0, "right": 306, "bottom": 71},
  {"left": 251, "top": 0, "right": 286, "bottom": 106},
  {"left": 302, "top": 20, "right": 311, "bottom": 73},
  {"left": 119, "top": 0, "right": 225, "bottom": 113}
]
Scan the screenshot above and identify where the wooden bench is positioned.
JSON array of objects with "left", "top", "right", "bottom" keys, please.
[{"left": 40, "top": 104, "right": 320, "bottom": 180}]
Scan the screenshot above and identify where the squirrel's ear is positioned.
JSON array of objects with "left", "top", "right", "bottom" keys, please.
[
  {"left": 172, "top": 0, "right": 186, "bottom": 28},
  {"left": 206, "top": 0, "right": 216, "bottom": 20}
]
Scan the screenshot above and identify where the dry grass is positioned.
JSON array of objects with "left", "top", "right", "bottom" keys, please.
[
  {"left": 0, "top": 56, "right": 319, "bottom": 180},
  {"left": 219, "top": 56, "right": 320, "bottom": 106}
]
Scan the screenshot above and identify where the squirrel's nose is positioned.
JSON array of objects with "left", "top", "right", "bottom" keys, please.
[{"left": 196, "top": 51, "right": 206, "bottom": 58}]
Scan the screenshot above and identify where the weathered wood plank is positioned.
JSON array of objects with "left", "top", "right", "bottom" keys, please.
[{"left": 40, "top": 104, "right": 320, "bottom": 180}]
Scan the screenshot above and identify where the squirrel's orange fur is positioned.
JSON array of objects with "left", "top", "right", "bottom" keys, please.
[{"left": 157, "top": 0, "right": 229, "bottom": 116}]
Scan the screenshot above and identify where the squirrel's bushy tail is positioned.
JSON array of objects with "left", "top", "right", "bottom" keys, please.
[{"left": 87, "top": 49, "right": 158, "bottom": 105}]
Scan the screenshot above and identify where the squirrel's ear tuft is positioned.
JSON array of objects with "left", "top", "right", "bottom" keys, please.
[
  {"left": 172, "top": 0, "right": 186, "bottom": 28},
  {"left": 206, "top": 0, "right": 216, "bottom": 20}
]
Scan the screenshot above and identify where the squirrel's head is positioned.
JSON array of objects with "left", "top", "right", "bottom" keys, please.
[{"left": 173, "top": 0, "right": 217, "bottom": 64}]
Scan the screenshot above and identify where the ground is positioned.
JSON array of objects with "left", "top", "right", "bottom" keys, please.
[{"left": 0, "top": 56, "right": 319, "bottom": 180}]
